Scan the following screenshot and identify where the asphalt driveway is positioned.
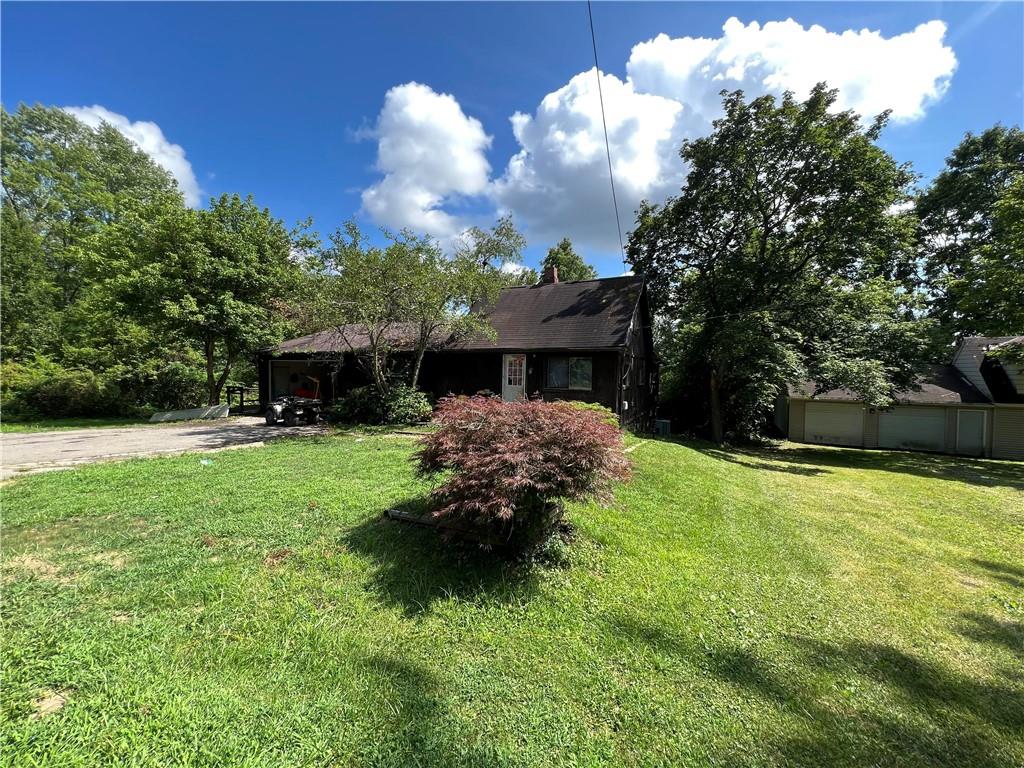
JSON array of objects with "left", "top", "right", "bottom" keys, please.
[{"left": 0, "top": 417, "right": 325, "bottom": 480}]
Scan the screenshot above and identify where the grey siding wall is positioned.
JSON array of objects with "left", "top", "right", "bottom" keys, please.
[
  {"left": 774, "top": 393, "right": 789, "bottom": 435},
  {"left": 952, "top": 339, "right": 996, "bottom": 400},
  {"left": 1005, "top": 362, "right": 1024, "bottom": 396},
  {"left": 788, "top": 399, "right": 806, "bottom": 442}
]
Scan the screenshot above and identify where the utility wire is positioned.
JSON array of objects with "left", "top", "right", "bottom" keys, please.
[{"left": 587, "top": 0, "right": 627, "bottom": 271}]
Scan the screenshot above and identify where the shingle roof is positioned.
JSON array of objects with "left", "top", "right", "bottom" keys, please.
[
  {"left": 989, "top": 335, "right": 1024, "bottom": 351},
  {"left": 272, "top": 323, "right": 430, "bottom": 355},
  {"left": 789, "top": 364, "right": 991, "bottom": 405},
  {"left": 454, "top": 276, "right": 643, "bottom": 351},
  {"left": 269, "top": 276, "right": 645, "bottom": 355}
]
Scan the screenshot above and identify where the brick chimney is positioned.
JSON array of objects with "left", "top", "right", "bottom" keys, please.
[{"left": 541, "top": 265, "right": 559, "bottom": 284}]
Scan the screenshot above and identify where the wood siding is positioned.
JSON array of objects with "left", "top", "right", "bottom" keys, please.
[{"left": 617, "top": 293, "right": 657, "bottom": 431}]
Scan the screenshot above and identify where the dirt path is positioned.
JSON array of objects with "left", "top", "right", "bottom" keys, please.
[{"left": 0, "top": 417, "right": 324, "bottom": 480}]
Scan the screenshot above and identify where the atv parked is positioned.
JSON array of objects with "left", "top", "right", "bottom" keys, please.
[{"left": 265, "top": 396, "right": 322, "bottom": 427}]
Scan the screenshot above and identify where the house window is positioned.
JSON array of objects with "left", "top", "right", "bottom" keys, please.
[{"left": 546, "top": 356, "right": 592, "bottom": 390}]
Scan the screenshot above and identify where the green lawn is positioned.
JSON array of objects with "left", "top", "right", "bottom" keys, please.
[
  {"left": 1, "top": 435, "right": 1021, "bottom": 767},
  {"left": 0, "top": 417, "right": 148, "bottom": 433}
]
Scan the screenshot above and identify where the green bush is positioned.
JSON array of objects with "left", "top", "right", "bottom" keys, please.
[
  {"left": 566, "top": 400, "right": 619, "bottom": 426},
  {"left": 384, "top": 385, "right": 433, "bottom": 424},
  {"left": 1, "top": 357, "right": 121, "bottom": 419},
  {"left": 329, "top": 385, "right": 433, "bottom": 425},
  {"left": 329, "top": 386, "right": 384, "bottom": 425},
  {"left": 130, "top": 360, "right": 207, "bottom": 411}
]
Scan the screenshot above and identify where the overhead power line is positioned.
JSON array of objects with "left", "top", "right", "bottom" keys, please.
[{"left": 586, "top": 0, "right": 627, "bottom": 271}]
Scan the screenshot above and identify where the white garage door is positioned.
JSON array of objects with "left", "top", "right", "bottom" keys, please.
[
  {"left": 805, "top": 402, "right": 865, "bottom": 447},
  {"left": 878, "top": 406, "right": 946, "bottom": 452}
]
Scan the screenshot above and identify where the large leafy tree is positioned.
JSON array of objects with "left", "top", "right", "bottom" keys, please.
[
  {"left": 541, "top": 238, "right": 597, "bottom": 282},
  {"left": 629, "top": 85, "right": 928, "bottom": 442},
  {"left": 0, "top": 104, "right": 183, "bottom": 361},
  {"left": 917, "top": 126, "right": 1024, "bottom": 342},
  {"left": 942, "top": 175, "right": 1024, "bottom": 338},
  {"left": 131, "top": 195, "right": 297, "bottom": 405}
]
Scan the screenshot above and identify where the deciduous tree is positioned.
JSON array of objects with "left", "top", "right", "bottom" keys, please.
[
  {"left": 917, "top": 126, "right": 1024, "bottom": 342},
  {"left": 628, "top": 85, "right": 928, "bottom": 442},
  {"left": 541, "top": 238, "right": 597, "bottom": 281},
  {"left": 133, "top": 195, "right": 297, "bottom": 405}
]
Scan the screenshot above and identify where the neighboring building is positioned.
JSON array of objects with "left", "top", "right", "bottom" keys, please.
[
  {"left": 257, "top": 270, "right": 658, "bottom": 430},
  {"left": 779, "top": 336, "right": 1024, "bottom": 460}
]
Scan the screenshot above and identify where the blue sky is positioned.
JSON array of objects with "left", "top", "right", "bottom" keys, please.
[{"left": 3, "top": 1, "right": 1022, "bottom": 276}]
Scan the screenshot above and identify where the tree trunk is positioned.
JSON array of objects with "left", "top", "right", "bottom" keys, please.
[
  {"left": 204, "top": 335, "right": 235, "bottom": 406},
  {"left": 211, "top": 355, "right": 235, "bottom": 406},
  {"left": 370, "top": 346, "right": 388, "bottom": 397},
  {"left": 205, "top": 335, "right": 218, "bottom": 406},
  {"left": 410, "top": 344, "right": 426, "bottom": 390},
  {"left": 709, "top": 367, "right": 724, "bottom": 444}
]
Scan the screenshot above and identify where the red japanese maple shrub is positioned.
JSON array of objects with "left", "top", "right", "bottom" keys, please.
[{"left": 415, "top": 396, "right": 632, "bottom": 551}]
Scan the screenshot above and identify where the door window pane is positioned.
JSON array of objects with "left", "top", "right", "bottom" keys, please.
[
  {"left": 569, "top": 357, "right": 592, "bottom": 390},
  {"left": 507, "top": 356, "right": 523, "bottom": 386}
]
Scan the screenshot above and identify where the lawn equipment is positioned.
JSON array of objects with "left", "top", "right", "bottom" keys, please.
[{"left": 264, "top": 396, "right": 322, "bottom": 426}]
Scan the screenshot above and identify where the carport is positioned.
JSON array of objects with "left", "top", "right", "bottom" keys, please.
[{"left": 266, "top": 358, "right": 336, "bottom": 402}]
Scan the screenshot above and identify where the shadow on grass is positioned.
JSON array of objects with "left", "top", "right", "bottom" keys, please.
[
  {"left": 969, "top": 558, "right": 1024, "bottom": 589},
  {"left": 343, "top": 498, "right": 541, "bottom": 618},
  {"left": 360, "top": 654, "right": 511, "bottom": 767},
  {"left": 605, "top": 612, "right": 1023, "bottom": 767},
  {"left": 958, "top": 612, "right": 1024, "bottom": 659},
  {"left": 673, "top": 437, "right": 1024, "bottom": 490}
]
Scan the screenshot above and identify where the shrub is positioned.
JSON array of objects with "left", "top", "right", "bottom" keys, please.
[
  {"left": 330, "top": 385, "right": 432, "bottom": 425},
  {"left": 415, "top": 396, "right": 631, "bottom": 552},
  {"left": 1, "top": 357, "right": 120, "bottom": 419},
  {"left": 384, "top": 385, "right": 433, "bottom": 424},
  {"left": 112, "top": 358, "right": 207, "bottom": 412},
  {"left": 330, "top": 386, "right": 384, "bottom": 424},
  {"left": 565, "top": 400, "right": 619, "bottom": 426}
]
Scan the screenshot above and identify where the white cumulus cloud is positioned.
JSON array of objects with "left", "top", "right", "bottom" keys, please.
[
  {"left": 361, "top": 18, "right": 957, "bottom": 252},
  {"left": 63, "top": 105, "right": 201, "bottom": 206},
  {"left": 492, "top": 69, "right": 684, "bottom": 253},
  {"left": 360, "top": 82, "right": 492, "bottom": 240},
  {"left": 626, "top": 18, "right": 956, "bottom": 124}
]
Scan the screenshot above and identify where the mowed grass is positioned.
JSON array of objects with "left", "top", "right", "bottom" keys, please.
[
  {"left": 1, "top": 435, "right": 1021, "bottom": 768},
  {"left": 0, "top": 417, "right": 148, "bottom": 433}
]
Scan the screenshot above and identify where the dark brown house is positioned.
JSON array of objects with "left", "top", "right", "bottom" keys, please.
[{"left": 257, "top": 272, "right": 658, "bottom": 429}]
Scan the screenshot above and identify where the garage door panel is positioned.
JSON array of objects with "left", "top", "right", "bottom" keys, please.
[
  {"left": 993, "top": 409, "right": 1024, "bottom": 460},
  {"left": 878, "top": 407, "right": 946, "bottom": 452},
  {"left": 805, "top": 403, "right": 865, "bottom": 447}
]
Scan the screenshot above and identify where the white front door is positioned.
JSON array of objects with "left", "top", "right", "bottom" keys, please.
[{"left": 502, "top": 354, "right": 526, "bottom": 401}]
